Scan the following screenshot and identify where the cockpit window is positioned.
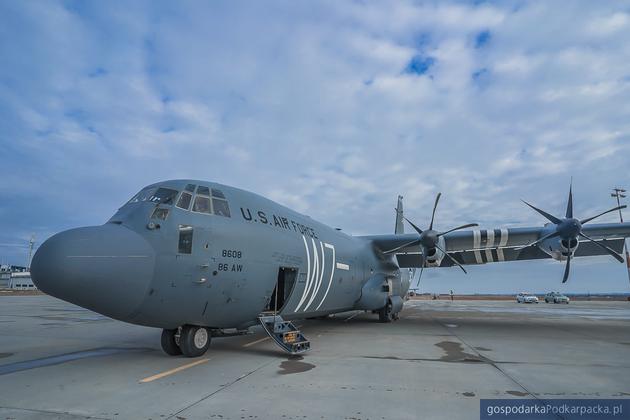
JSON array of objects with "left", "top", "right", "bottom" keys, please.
[
  {"left": 176, "top": 192, "right": 193, "bottom": 210},
  {"left": 192, "top": 196, "right": 211, "bottom": 214},
  {"left": 211, "top": 188, "right": 226, "bottom": 199},
  {"left": 197, "top": 186, "right": 210, "bottom": 196},
  {"left": 212, "top": 198, "right": 231, "bottom": 217},
  {"left": 128, "top": 187, "right": 156, "bottom": 204},
  {"left": 148, "top": 188, "right": 178, "bottom": 205},
  {"left": 210, "top": 189, "right": 230, "bottom": 217},
  {"left": 185, "top": 184, "right": 196, "bottom": 192}
]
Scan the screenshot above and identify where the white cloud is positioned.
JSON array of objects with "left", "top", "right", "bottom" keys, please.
[
  {"left": 1, "top": 0, "right": 630, "bottom": 290},
  {"left": 586, "top": 12, "right": 630, "bottom": 36}
]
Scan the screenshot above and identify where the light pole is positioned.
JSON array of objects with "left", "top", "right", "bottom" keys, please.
[
  {"left": 611, "top": 188, "right": 630, "bottom": 286},
  {"left": 26, "top": 234, "right": 35, "bottom": 270}
]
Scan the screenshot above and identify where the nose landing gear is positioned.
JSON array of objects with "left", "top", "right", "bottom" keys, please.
[
  {"left": 378, "top": 301, "right": 400, "bottom": 323},
  {"left": 160, "top": 325, "right": 211, "bottom": 357},
  {"left": 377, "top": 296, "right": 403, "bottom": 323}
]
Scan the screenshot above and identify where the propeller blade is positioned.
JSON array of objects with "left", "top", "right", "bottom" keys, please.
[
  {"left": 382, "top": 239, "right": 420, "bottom": 254},
  {"left": 429, "top": 193, "right": 441, "bottom": 230},
  {"left": 522, "top": 200, "right": 562, "bottom": 225},
  {"left": 579, "top": 205, "right": 627, "bottom": 225},
  {"left": 562, "top": 254, "right": 571, "bottom": 283},
  {"left": 516, "top": 230, "right": 561, "bottom": 250},
  {"left": 566, "top": 181, "right": 573, "bottom": 219},
  {"left": 578, "top": 232, "right": 625, "bottom": 263},
  {"left": 403, "top": 216, "right": 424, "bottom": 235},
  {"left": 434, "top": 243, "right": 467, "bottom": 274},
  {"left": 437, "top": 223, "right": 479, "bottom": 237}
]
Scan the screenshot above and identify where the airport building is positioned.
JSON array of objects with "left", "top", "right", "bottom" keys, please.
[
  {"left": 0, "top": 265, "right": 36, "bottom": 290},
  {"left": 8, "top": 272, "right": 36, "bottom": 290},
  {"left": 0, "top": 265, "right": 10, "bottom": 288}
]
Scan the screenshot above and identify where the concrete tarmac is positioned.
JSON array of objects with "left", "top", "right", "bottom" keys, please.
[{"left": 0, "top": 296, "right": 629, "bottom": 419}]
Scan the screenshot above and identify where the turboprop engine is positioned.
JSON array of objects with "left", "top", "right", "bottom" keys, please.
[
  {"left": 537, "top": 222, "right": 580, "bottom": 261},
  {"left": 418, "top": 233, "right": 446, "bottom": 267},
  {"left": 521, "top": 183, "right": 625, "bottom": 283},
  {"left": 384, "top": 193, "right": 478, "bottom": 284}
]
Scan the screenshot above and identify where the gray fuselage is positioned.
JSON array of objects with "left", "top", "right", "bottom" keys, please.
[{"left": 31, "top": 180, "right": 410, "bottom": 330}]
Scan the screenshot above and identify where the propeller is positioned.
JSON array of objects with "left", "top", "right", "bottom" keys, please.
[
  {"left": 385, "top": 193, "right": 478, "bottom": 287},
  {"left": 521, "top": 182, "right": 626, "bottom": 283}
]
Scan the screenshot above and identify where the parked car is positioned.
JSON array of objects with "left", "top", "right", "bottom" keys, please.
[
  {"left": 516, "top": 292, "right": 539, "bottom": 303},
  {"left": 545, "top": 291, "right": 570, "bottom": 304}
]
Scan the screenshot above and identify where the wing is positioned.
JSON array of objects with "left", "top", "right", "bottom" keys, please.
[
  {"left": 359, "top": 222, "right": 630, "bottom": 268},
  {"left": 434, "top": 238, "right": 625, "bottom": 268}
]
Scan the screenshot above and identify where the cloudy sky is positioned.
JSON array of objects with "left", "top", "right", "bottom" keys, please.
[{"left": 1, "top": 1, "right": 630, "bottom": 293}]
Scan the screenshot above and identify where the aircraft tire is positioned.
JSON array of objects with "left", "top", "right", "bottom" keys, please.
[
  {"left": 378, "top": 301, "right": 394, "bottom": 323},
  {"left": 180, "top": 325, "right": 211, "bottom": 357},
  {"left": 161, "top": 328, "right": 182, "bottom": 356}
]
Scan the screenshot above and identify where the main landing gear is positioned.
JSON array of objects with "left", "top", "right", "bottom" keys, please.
[{"left": 161, "top": 325, "right": 211, "bottom": 357}]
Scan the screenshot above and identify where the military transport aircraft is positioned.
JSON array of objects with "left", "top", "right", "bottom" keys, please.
[{"left": 31, "top": 180, "right": 630, "bottom": 357}]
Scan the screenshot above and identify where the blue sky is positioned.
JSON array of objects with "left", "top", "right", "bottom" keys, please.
[{"left": 1, "top": 1, "right": 630, "bottom": 293}]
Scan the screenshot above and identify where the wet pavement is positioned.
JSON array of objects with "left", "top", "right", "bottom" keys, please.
[{"left": 0, "top": 296, "right": 629, "bottom": 419}]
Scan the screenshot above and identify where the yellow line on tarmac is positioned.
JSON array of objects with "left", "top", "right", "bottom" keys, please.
[
  {"left": 139, "top": 358, "right": 209, "bottom": 383},
  {"left": 243, "top": 336, "right": 270, "bottom": 347},
  {"left": 242, "top": 324, "right": 304, "bottom": 348}
]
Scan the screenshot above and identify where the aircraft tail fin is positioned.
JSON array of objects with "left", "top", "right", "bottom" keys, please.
[{"left": 394, "top": 195, "right": 404, "bottom": 234}]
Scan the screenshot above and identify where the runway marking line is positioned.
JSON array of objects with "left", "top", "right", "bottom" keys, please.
[
  {"left": 139, "top": 358, "right": 209, "bottom": 383},
  {"left": 243, "top": 336, "right": 271, "bottom": 347},
  {"left": 242, "top": 324, "right": 304, "bottom": 348}
]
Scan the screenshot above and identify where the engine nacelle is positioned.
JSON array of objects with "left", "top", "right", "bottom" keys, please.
[
  {"left": 423, "top": 236, "right": 446, "bottom": 267},
  {"left": 538, "top": 235, "right": 579, "bottom": 261}
]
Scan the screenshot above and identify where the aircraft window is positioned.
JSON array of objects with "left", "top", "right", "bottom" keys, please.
[
  {"left": 212, "top": 198, "right": 231, "bottom": 217},
  {"left": 148, "top": 188, "right": 178, "bottom": 205},
  {"left": 185, "top": 184, "right": 196, "bottom": 192},
  {"left": 128, "top": 187, "right": 156, "bottom": 203},
  {"left": 192, "top": 196, "right": 211, "bottom": 214},
  {"left": 178, "top": 225, "right": 193, "bottom": 254},
  {"left": 197, "top": 186, "right": 210, "bottom": 196},
  {"left": 151, "top": 208, "right": 169, "bottom": 220},
  {"left": 176, "top": 192, "right": 193, "bottom": 210},
  {"left": 211, "top": 189, "right": 226, "bottom": 199}
]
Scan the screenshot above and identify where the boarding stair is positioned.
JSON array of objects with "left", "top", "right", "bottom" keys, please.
[{"left": 258, "top": 314, "right": 310, "bottom": 354}]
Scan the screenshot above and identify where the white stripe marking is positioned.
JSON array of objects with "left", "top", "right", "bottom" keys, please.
[
  {"left": 485, "top": 230, "right": 495, "bottom": 262},
  {"left": 316, "top": 243, "right": 336, "bottom": 310},
  {"left": 294, "top": 236, "right": 311, "bottom": 311},
  {"left": 305, "top": 241, "right": 325, "bottom": 311},
  {"left": 497, "top": 229, "right": 508, "bottom": 262},
  {"left": 301, "top": 238, "right": 319, "bottom": 312},
  {"left": 499, "top": 229, "right": 509, "bottom": 247},
  {"left": 486, "top": 230, "right": 495, "bottom": 247},
  {"left": 473, "top": 230, "right": 483, "bottom": 264}
]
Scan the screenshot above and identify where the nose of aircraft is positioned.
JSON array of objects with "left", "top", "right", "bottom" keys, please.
[{"left": 31, "top": 224, "right": 155, "bottom": 321}]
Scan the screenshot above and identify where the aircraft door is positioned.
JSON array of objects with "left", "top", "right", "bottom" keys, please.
[
  {"left": 265, "top": 267, "right": 298, "bottom": 313},
  {"left": 172, "top": 224, "right": 213, "bottom": 322}
]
